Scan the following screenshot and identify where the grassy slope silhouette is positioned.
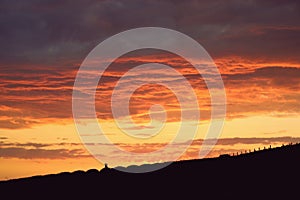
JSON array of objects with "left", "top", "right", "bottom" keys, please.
[{"left": 1, "top": 143, "right": 299, "bottom": 198}]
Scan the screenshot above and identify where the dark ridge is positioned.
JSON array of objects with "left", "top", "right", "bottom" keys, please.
[{"left": 1, "top": 143, "right": 300, "bottom": 199}]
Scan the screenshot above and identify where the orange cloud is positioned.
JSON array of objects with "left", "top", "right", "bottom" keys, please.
[{"left": 1, "top": 51, "right": 300, "bottom": 129}]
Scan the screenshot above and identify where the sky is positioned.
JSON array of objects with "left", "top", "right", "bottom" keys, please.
[{"left": 1, "top": 0, "right": 300, "bottom": 180}]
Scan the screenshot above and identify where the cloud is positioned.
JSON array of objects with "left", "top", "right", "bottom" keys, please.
[
  {"left": 0, "top": 140, "right": 89, "bottom": 159},
  {"left": 1, "top": 136, "right": 299, "bottom": 163},
  {"left": 223, "top": 66, "right": 300, "bottom": 117},
  {"left": 93, "top": 136, "right": 300, "bottom": 166},
  {"left": 1, "top": 0, "right": 300, "bottom": 65},
  {"left": 0, "top": 147, "right": 88, "bottom": 159},
  {"left": 1, "top": 56, "right": 300, "bottom": 129},
  {"left": 263, "top": 130, "right": 287, "bottom": 135},
  {"left": 0, "top": 141, "right": 83, "bottom": 148},
  {"left": 1, "top": 0, "right": 300, "bottom": 128},
  {"left": 0, "top": 118, "right": 39, "bottom": 129},
  {"left": 224, "top": 66, "right": 300, "bottom": 89},
  {"left": 0, "top": 141, "right": 51, "bottom": 148},
  {"left": 216, "top": 136, "right": 300, "bottom": 146}
]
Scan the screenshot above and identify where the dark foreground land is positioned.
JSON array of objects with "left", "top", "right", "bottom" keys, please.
[{"left": 1, "top": 143, "right": 299, "bottom": 199}]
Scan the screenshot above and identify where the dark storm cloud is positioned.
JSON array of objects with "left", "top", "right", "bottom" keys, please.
[{"left": 0, "top": 0, "right": 299, "bottom": 65}]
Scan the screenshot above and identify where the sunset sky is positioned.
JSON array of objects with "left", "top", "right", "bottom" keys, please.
[{"left": 1, "top": 0, "right": 300, "bottom": 180}]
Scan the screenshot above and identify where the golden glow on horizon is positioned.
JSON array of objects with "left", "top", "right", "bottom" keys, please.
[{"left": 1, "top": 115, "right": 300, "bottom": 180}]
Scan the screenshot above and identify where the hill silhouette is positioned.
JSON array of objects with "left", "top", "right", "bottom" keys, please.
[{"left": 1, "top": 143, "right": 300, "bottom": 199}]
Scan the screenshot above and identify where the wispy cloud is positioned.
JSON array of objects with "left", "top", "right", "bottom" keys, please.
[
  {"left": 0, "top": 136, "right": 299, "bottom": 166},
  {"left": 0, "top": 147, "right": 89, "bottom": 159},
  {"left": 0, "top": 140, "right": 89, "bottom": 159}
]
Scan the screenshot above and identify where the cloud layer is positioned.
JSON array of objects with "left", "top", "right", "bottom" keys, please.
[
  {"left": 0, "top": 0, "right": 299, "bottom": 129},
  {"left": 1, "top": 137, "right": 299, "bottom": 162}
]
